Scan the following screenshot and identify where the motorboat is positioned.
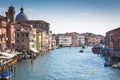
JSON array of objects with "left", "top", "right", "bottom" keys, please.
[
  {"left": 79, "top": 50, "right": 84, "bottom": 53},
  {"left": 82, "top": 46, "right": 85, "bottom": 49},
  {"left": 0, "top": 71, "right": 12, "bottom": 80}
]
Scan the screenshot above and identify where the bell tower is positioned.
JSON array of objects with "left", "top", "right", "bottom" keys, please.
[{"left": 8, "top": 5, "right": 15, "bottom": 23}]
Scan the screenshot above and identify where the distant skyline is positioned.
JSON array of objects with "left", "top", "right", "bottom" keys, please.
[{"left": 0, "top": 0, "right": 120, "bottom": 35}]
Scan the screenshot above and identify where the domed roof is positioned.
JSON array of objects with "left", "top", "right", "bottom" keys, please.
[{"left": 16, "top": 7, "right": 28, "bottom": 22}]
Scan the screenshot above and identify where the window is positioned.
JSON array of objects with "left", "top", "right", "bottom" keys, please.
[
  {"left": 4, "top": 33, "right": 7, "bottom": 38},
  {"left": 32, "top": 40, "right": 34, "bottom": 42},
  {"left": 17, "top": 34, "right": 19, "bottom": 37},
  {"left": 25, "top": 33, "right": 28, "bottom": 37},
  {"left": 16, "top": 40, "right": 19, "bottom": 42},
  {"left": 16, "top": 29, "right": 20, "bottom": 31},
  {"left": 33, "top": 34, "right": 35, "bottom": 37},
  {"left": 21, "top": 33, "right": 24, "bottom": 37},
  {"left": 17, "top": 45, "right": 19, "bottom": 48},
  {"left": 32, "top": 45, "right": 34, "bottom": 48},
  {"left": 12, "top": 33, "right": 15, "bottom": 41},
  {"left": 22, "top": 39, "right": 24, "bottom": 42}
]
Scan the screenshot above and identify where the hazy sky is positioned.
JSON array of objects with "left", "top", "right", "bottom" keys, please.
[{"left": 0, "top": 0, "right": 120, "bottom": 35}]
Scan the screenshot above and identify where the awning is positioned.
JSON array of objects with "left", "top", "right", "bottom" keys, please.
[
  {"left": 0, "top": 52, "right": 17, "bottom": 59},
  {"left": 30, "top": 48, "right": 39, "bottom": 53},
  {"left": 0, "top": 56, "right": 9, "bottom": 59}
]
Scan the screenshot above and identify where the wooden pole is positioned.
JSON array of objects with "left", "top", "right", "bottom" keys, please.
[
  {"left": 31, "top": 53, "right": 33, "bottom": 63},
  {"left": 14, "top": 63, "right": 16, "bottom": 78},
  {"left": 9, "top": 65, "right": 11, "bottom": 80}
]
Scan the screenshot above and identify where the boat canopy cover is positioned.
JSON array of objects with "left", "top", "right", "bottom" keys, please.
[
  {"left": 30, "top": 48, "right": 39, "bottom": 53},
  {"left": 0, "top": 52, "right": 17, "bottom": 59},
  {"left": 0, "top": 71, "right": 11, "bottom": 77}
]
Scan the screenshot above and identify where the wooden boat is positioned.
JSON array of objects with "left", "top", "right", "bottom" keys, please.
[{"left": 79, "top": 50, "right": 84, "bottom": 53}]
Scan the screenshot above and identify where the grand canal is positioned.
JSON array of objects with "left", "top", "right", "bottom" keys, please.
[{"left": 12, "top": 47, "right": 120, "bottom": 80}]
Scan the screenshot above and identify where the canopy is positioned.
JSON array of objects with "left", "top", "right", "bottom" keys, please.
[
  {"left": 0, "top": 56, "right": 9, "bottom": 59},
  {"left": 0, "top": 71, "right": 11, "bottom": 77},
  {"left": 30, "top": 48, "right": 39, "bottom": 53},
  {"left": 0, "top": 52, "right": 17, "bottom": 59}
]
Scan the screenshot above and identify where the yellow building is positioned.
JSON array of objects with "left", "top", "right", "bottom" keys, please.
[
  {"left": 36, "top": 29, "right": 49, "bottom": 52},
  {"left": 36, "top": 31, "right": 40, "bottom": 51},
  {"left": 41, "top": 31, "right": 49, "bottom": 52}
]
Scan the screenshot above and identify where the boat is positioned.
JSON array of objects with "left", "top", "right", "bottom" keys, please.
[
  {"left": 79, "top": 50, "right": 84, "bottom": 53},
  {"left": 112, "top": 62, "right": 120, "bottom": 69},
  {"left": 92, "top": 46, "right": 100, "bottom": 54},
  {"left": 82, "top": 45, "right": 85, "bottom": 49},
  {"left": 23, "top": 53, "right": 30, "bottom": 59},
  {"left": 0, "top": 71, "right": 12, "bottom": 80}
]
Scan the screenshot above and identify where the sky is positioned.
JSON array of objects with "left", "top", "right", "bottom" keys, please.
[{"left": 0, "top": 0, "right": 120, "bottom": 36}]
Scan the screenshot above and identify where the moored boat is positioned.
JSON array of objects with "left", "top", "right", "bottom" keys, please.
[
  {"left": 92, "top": 46, "right": 100, "bottom": 54},
  {"left": 0, "top": 71, "right": 12, "bottom": 80}
]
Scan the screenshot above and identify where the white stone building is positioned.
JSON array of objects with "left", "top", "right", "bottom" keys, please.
[
  {"left": 59, "top": 35, "right": 72, "bottom": 47},
  {"left": 78, "top": 35, "right": 85, "bottom": 46},
  {"left": 15, "top": 25, "right": 37, "bottom": 53}
]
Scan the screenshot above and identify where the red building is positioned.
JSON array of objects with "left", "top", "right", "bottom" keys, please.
[
  {"left": 6, "top": 24, "right": 15, "bottom": 49},
  {"left": 0, "top": 6, "right": 15, "bottom": 51},
  {"left": 5, "top": 6, "right": 15, "bottom": 50},
  {"left": 105, "top": 27, "right": 120, "bottom": 63},
  {"left": 105, "top": 27, "right": 120, "bottom": 52},
  {"left": 0, "top": 16, "right": 7, "bottom": 51}
]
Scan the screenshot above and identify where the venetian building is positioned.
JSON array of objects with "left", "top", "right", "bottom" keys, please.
[
  {"left": 15, "top": 7, "right": 50, "bottom": 52},
  {"left": 5, "top": 5, "right": 16, "bottom": 50},
  {"left": 58, "top": 34, "right": 72, "bottom": 47},
  {"left": 0, "top": 5, "right": 16, "bottom": 51},
  {"left": 78, "top": 34, "right": 85, "bottom": 46},
  {"left": 7, "top": 5, "right": 15, "bottom": 23},
  {"left": 16, "top": 7, "right": 28, "bottom": 24},
  {"left": 14, "top": 24, "right": 37, "bottom": 53},
  {"left": 106, "top": 27, "right": 120, "bottom": 51},
  {"left": 105, "top": 27, "right": 120, "bottom": 63},
  {"left": 6, "top": 24, "right": 15, "bottom": 50},
  {"left": 48, "top": 31, "right": 52, "bottom": 50},
  {"left": 19, "top": 20, "right": 49, "bottom": 52},
  {"left": 65, "top": 32, "right": 81, "bottom": 46},
  {"left": 0, "top": 16, "right": 7, "bottom": 51},
  {"left": 35, "top": 29, "right": 48, "bottom": 52},
  {"left": 51, "top": 34, "right": 57, "bottom": 49}
]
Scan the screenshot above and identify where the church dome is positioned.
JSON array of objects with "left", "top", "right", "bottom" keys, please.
[{"left": 16, "top": 7, "right": 28, "bottom": 23}]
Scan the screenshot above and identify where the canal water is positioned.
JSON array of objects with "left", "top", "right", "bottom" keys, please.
[{"left": 12, "top": 47, "right": 120, "bottom": 80}]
